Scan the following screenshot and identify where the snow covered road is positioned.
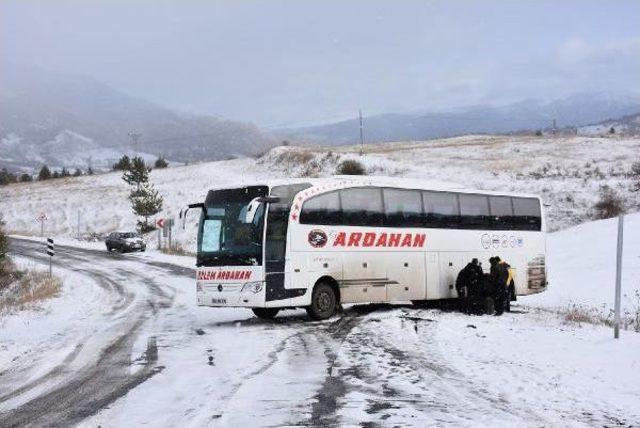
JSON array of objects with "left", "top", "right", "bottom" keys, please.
[
  {"left": 1, "top": 238, "right": 188, "bottom": 427},
  {"left": 2, "top": 238, "right": 640, "bottom": 427}
]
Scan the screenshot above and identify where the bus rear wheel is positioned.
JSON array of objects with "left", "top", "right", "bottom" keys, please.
[
  {"left": 252, "top": 308, "right": 279, "bottom": 319},
  {"left": 306, "top": 282, "right": 337, "bottom": 320}
]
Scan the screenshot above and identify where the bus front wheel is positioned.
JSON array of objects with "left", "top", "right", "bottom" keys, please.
[
  {"left": 306, "top": 282, "right": 337, "bottom": 320},
  {"left": 252, "top": 308, "right": 279, "bottom": 319}
]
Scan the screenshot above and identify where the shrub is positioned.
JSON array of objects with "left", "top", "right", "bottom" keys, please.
[
  {"left": 154, "top": 157, "right": 169, "bottom": 168},
  {"left": 275, "top": 149, "right": 314, "bottom": 166},
  {"left": 160, "top": 242, "right": 192, "bottom": 256},
  {"left": 631, "top": 161, "right": 640, "bottom": 191},
  {"left": 336, "top": 159, "right": 367, "bottom": 175},
  {"left": 593, "top": 185, "right": 625, "bottom": 219},
  {"left": 20, "top": 173, "right": 33, "bottom": 182},
  {"left": 299, "top": 160, "right": 322, "bottom": 178},
  {"left": 0, "top": 214, "right": 8, "bottom": 268}
]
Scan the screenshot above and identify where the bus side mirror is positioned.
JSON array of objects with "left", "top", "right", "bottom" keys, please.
[{"left": 182, "top": 203, "right": 205, "bottom": 230}]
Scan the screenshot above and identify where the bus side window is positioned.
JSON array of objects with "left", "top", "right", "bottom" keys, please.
[
  {"left": 459, "top": 194, "right": 490, "bottom": 229},
  {"left": 299, "top": 191, "right": 342, "bottom": 225},
  {"left": 383, "top": 188, "right": 423, "bottom": 227},
  {"left": 340, "top": 187, "right": 384, "bottom": 226},
  {"left": 512, "top": 197, "right": 542, "bottom": 231},
  {"left": 423, "top": 191, "right": 460, "bottom": 228},
  {"left": 489, "top": 195, "right": 514, "bottom": 229}
]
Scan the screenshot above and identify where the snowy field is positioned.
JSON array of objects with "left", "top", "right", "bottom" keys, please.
[{"left": 1, "top": 135, "right": 639, "bottom": 252}]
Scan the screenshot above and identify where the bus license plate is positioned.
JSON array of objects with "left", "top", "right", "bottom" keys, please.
[{"left": 211, "top": 298, "right": 227, "bottom": 305}]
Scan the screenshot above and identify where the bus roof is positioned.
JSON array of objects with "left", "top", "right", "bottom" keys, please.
[{"left": 212, "top": 176, "right": 542, "bottom": 200}]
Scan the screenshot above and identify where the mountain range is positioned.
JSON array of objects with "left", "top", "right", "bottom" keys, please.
[
  {"left": 0, "top": 64, "right": 275, "bottom": 171},
  {"left": 282, "top": 93, "right": 640, "bottom": 145}
]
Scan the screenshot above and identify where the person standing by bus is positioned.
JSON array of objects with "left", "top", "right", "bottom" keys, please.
[
  {"left": 490, "top": 256, "right": 510, "bottom": 316},
  {"left": 455, "top": 258, "right": 483, "bottom": 314}
]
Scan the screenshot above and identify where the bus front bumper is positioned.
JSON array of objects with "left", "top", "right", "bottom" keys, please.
[{"left": 196, "top": 281, "right": 265, "bottom": 308}]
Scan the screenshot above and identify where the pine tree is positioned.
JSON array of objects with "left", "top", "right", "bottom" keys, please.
[
  {"left": 0, "top": 168, "right": 17, "bottom": 185},
  {"left": 112, "top": 155, "right": 131, "bottom": 171},
  {"left": 122, "top": 157, "right": 150, "bottom": 195},
  {"left": 20, "top": 173, "right": 33, "bottom": 182},
  {"left": 87, "top": 167, "right": 94, "bottom": 175},
  {"left": 52, "top": 171, "right": 60, "bottom": 179},
  {"left": 38, "top": 165, "right": 51, "bottom": 181},
  {"left": 60, "top": 167, "right": 70, "bottom": 177},
  {"left": 73, "top": 168, "right": 82, "bottom": 177},
  {"left": 129, "top": 183, "right": 163, "bottom": 232}
]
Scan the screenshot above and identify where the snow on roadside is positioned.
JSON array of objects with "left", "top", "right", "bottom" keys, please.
[
  {"left": 433, "top": 309, "right": 640, "bottom": 426},
  {"left": 0, "top": 256, "right": 116, "bottom": 406},
  {"left": 523, "top": 213, "right": 640, "bottom": 321}
]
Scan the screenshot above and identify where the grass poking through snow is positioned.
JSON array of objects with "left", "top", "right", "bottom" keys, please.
[{"left": 0, "top": 266, "right": 62, "bottom": 314}]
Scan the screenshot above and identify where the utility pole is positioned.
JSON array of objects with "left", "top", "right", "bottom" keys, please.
[
  {"left": 359, "top": 109, "right": 365, "bottom": 156},
  {"left": 128, "top": 132, "right": 142, "bottom": 156},
  {"left": 614, "top": 214, "right": 624, "bottom": 339},
  {"left": 552, "top": 119, "right": 557, "bottom": 136}
]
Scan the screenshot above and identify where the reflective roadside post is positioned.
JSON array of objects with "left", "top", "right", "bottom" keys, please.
[
  {"left": 46, "top": 237, "right": 54, "bottom": 277},
  {"left": 614, "top": 214, "right": 624, "bottom": 339}
]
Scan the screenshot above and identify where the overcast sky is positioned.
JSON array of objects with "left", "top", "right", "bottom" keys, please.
[{"left": 2, "top": 0, "right": 639, "bottom": 127}]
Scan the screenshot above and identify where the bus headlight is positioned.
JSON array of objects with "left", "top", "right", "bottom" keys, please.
[{"left": 241, "top": 281, "right": 264, "bottom": 294}]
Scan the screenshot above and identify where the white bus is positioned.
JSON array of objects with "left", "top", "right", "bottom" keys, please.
[{"left": 189, "top": 177, "right": 546, "bottom": 320}]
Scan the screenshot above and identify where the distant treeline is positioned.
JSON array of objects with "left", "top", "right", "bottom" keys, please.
[
  {"left": 0, "top": 155, "right": 169, "bottom": 186},
  {"left": 0, "top": 166, "right": 94, "bottom": 185}
]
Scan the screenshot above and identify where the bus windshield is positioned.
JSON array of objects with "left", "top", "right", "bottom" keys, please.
[{"left": 197, "top": 186, "right": 268, "bottom": 267}]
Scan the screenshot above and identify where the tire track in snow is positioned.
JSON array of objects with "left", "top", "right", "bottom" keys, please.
[{"left": 0, "top": 238, "right": 185, "bottom": 427}]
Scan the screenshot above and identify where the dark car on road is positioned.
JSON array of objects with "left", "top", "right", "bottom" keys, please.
[{"left": 105, "top": 232, "right": 146, "bottom": 253}]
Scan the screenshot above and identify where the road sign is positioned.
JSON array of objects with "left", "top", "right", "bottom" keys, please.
[
  {"left": 37, "top": 212, "right": 48, "bottom": 237},
  {"left": 156, "top": 218, "right": 165, "bottom": 229}
]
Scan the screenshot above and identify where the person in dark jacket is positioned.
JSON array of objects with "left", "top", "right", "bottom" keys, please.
[
  {"left": 489, "top": 256, "right": 510, "bottom": 316},
  {"left": 455, "top": 258, "right": 484, "bottom": 314}
]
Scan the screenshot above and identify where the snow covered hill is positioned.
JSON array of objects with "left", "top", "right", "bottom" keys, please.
[
  {"left": 578, "top": 112, "right": 640, "bottom": 137},
  {"left": 2, "top": 134, "right": 638, "bottom": 244}
]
